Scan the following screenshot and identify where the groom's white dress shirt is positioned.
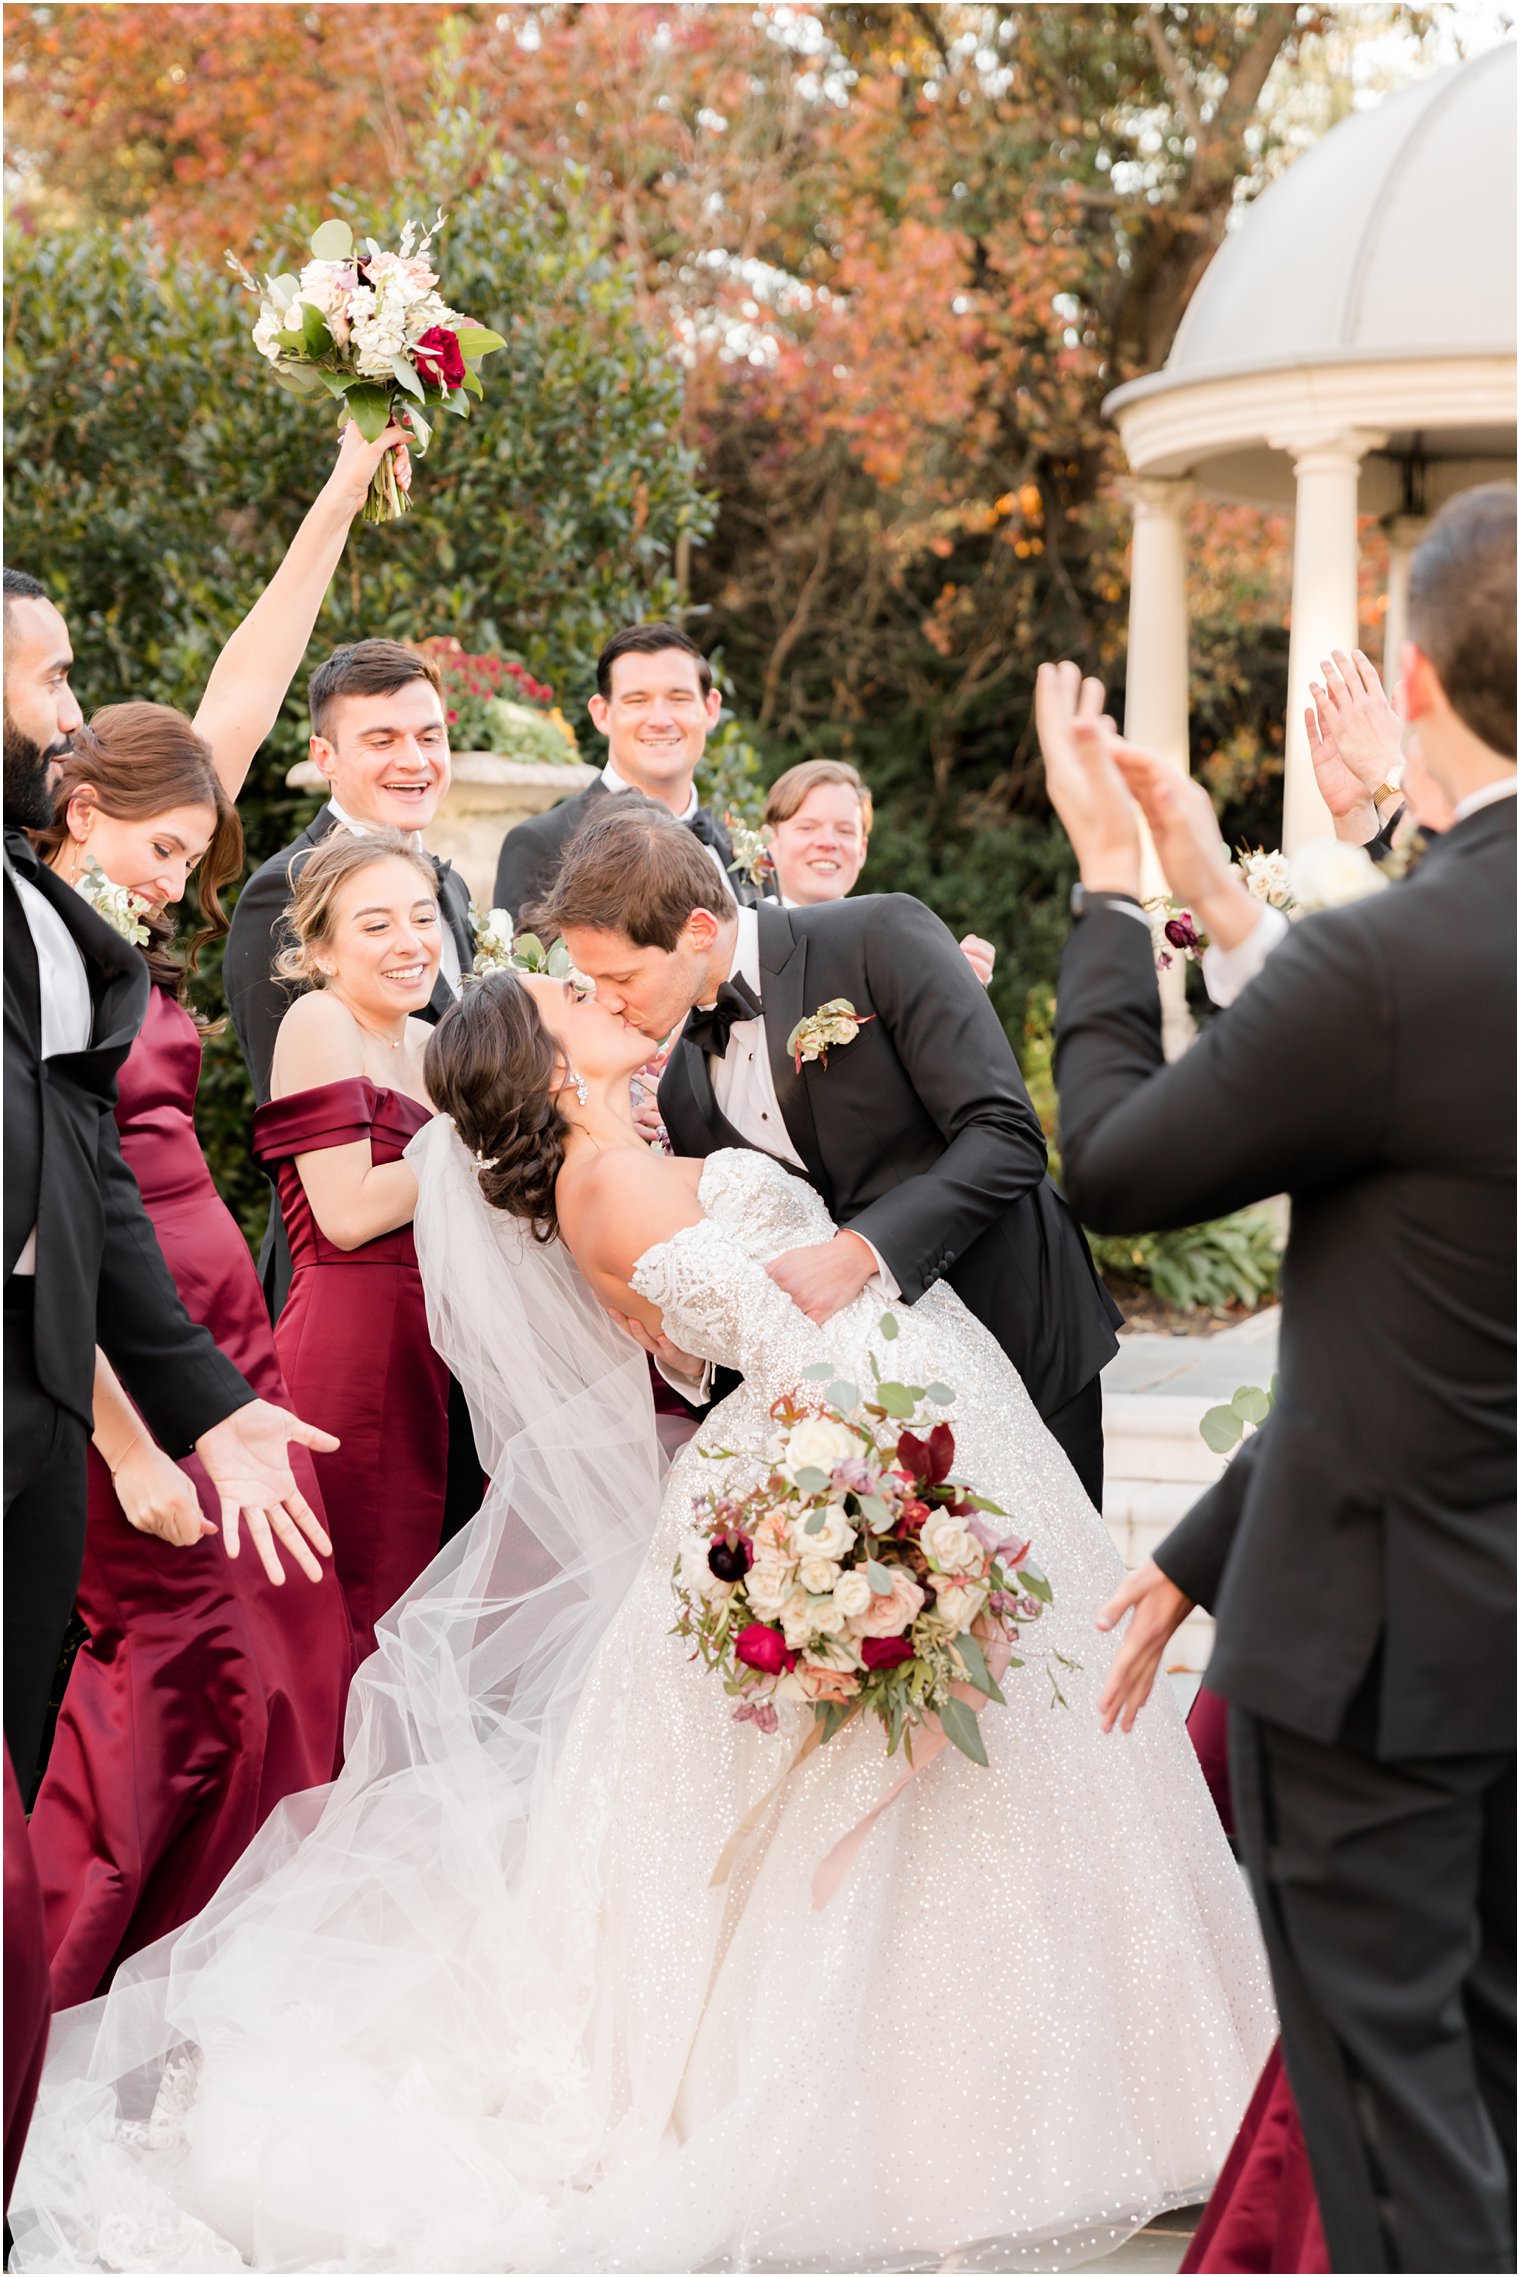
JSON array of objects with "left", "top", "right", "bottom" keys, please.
[
  {"left": 9, "top": 866, "right": 93, "bottom": 1276},
  {"left": 702, "top": 904, "right": 899, "bottom": 1297},
  {"left": 326, "top": 797, "right": 462, "bottom": 996}
]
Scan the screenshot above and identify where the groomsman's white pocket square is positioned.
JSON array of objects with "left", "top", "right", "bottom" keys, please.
[{"left": 787, "top": 999, "right": 875, "bottom": 1073}]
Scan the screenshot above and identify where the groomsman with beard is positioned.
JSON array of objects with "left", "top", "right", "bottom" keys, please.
[
  {"left": 2, "top": 570, "right": 338, "bottom": 1796},
  {"left": 1041, "top": 486, "right": 1516, "bottom": 2274},
  {"left": 493, "top": 623, "right": 767, "bottom": 918},
  {"left": 224, "top": 637, "right": 485, "bottom": 1541},
  {"left": 533, "top": 799, "right": 1123, "bottom": 1505}
]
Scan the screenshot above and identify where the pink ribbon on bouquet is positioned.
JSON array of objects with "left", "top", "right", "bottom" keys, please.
[
  {"left": 809, "top": 1622, "right": 1013, "bottom": 1911},
  {"left": 708, "top": 1622, "right": 1011, "bottom": 1910}
]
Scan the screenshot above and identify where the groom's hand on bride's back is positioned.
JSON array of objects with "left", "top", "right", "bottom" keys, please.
[{"left": 765, "top": 1231, "right": 878, "bottom": 1324}]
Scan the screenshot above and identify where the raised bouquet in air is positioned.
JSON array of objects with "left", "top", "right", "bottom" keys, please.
[
  {"left": 672, "top": 1321, "right": 1058, "bottom": 1765},
  {"left": 227, "top": 213, "right": 505, "bottom": 521},
  {"left": 1148, "top": 837, "right": 1386, "bottom": 971}
]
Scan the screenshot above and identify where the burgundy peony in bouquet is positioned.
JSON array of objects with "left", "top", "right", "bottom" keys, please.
[
  {"left": 671, "top": 1321, "right": 1056, "bottom": 1768},
  {"left": 227, "top": 212, "right": 505, "bottom": 521}
]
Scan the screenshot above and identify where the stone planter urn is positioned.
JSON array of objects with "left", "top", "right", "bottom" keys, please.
[{"left": 284, "top": 751, "right": 598, "bottom": 909}]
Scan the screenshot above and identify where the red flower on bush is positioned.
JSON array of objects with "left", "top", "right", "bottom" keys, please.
[
  {"left": 735, "top": 1623, "right": 797, "bottom": 1676},
  {"left": 414, "top": 326, "right": 466, "bottom": 390},
  {"left": 861, "top": 1635, "right": 915, "bottom": 1671}
]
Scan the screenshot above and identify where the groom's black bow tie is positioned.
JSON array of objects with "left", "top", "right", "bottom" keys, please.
[
  {"left": 684, "top": 974, "right": 762, "bottom": 1058},
  {"left": 684, "top": 806, "right": 723, "bottom": 854}
]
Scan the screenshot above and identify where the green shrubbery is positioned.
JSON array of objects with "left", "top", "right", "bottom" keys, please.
[{"left": 5, "top": 137, "right": 713, "bottom": 1235}]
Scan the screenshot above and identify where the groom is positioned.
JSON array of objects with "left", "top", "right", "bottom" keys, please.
[{"left": 535, "top": 798, "right": 1122, "bottom": 1502}]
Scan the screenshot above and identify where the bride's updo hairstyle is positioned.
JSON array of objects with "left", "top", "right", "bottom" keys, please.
[{"left": 425, "top": 971, "right": 567, "bottom": 1243}]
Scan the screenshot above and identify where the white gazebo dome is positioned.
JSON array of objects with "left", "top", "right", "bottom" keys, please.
[{"left": 1102, "top": 43, "right": 1516, "bottom": 876}]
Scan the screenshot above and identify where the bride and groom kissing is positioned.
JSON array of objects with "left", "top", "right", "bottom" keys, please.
[
  {"left": 523, "top": 788, "right": 1124, "bottom": 1507},
  {"left": 11, "top": 770, "right": 1275, "bottom": 2272}
]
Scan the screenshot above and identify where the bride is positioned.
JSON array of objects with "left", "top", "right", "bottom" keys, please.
[{"left": 12, "top": 968, "right": 1273, "bottom": 2275}]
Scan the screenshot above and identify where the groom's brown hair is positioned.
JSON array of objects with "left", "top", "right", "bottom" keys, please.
[{"left": 531, "top": 796, "right": 735, "bottom": 951}]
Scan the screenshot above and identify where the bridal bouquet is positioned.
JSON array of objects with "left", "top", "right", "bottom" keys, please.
[
  {"left": 1148, "top": 837, "right": 1387, "bottom": 971},
  {"left": 672, "top": 1326, "right": 1052, "bottom": 1766},
  {"left": 227, "top": 213, "right": 505, "bottom": 521}
]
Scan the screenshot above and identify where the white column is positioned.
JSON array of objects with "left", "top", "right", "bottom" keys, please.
[
  {"left": 1381, "top": 513, "right": 1427, "bottom": 678},
  {"left": 1274, "top": 428, "right": 1385, "bottom": 854},
  {"left": 1123, "top": 477, "right": 1194, "bottom": 1058}
]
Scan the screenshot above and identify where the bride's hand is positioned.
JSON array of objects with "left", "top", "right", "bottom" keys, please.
[
  {"left": 1094, "top": 1559, "right": 1194, "bottom": 1733},
  {"left": 606, "top": 1307, "right": 704, "bottom": 1383}
]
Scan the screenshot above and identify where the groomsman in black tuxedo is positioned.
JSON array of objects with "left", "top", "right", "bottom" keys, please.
[
  {"left": 3, "top": 571, "right": 338, "bottom": 1798},
  {"left": 535, "top": 797, "right": 1122, "bottom": 1504},
  {"left": 1041, "top": 486, "right": 1517, "bottom": 2274},
  {"left": 223, "top": 637, "right": 484, "bottom": 1539},
  {"left": 493, "top": 624, "right": 767, "bottom": 919}
]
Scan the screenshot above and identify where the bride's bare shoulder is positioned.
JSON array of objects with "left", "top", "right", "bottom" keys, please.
[{"left": 556, "top": 1147, "right": 706, "bottom": 1283}]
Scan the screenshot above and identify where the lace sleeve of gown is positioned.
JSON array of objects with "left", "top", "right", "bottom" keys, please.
[{"left": 630, "top": 1218, "right": 835, "bottom": 1396}]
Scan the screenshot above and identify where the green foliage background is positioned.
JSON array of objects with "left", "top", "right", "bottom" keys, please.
[{"left": 5, "top": 144, "right": 713, "bottom": 1241}]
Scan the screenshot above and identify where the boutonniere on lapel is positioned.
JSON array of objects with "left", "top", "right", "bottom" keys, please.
[
  {"left": 725, "top": 818, "right": 775, "bottom": 892},
  {"left": 468, "top": 902, "right": 516, "bottom": 974},
  {"left": 74, "top": 859, "right": 150, "bottom": 947},
  {"left": 787, "top": 998, "right": 875, "bottom": 1073}
]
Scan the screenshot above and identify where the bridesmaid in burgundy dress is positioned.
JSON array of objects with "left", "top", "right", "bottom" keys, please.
[
  {"left": 256, "top": 832, "right": 453, "bottom": 1661},
  {"left": 25, "top": 710, "right": 352, "bottom": 2008}
]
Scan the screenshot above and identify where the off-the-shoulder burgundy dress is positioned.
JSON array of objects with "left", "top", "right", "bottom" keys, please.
[
  {"left": 254, "top": 1078, "right": 450, "bottom": 1662},
  {"left": 26, "top": 987, "right": 352, "bottom": 2010}
]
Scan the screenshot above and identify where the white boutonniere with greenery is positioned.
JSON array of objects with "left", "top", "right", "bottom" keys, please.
[
  {"left": 74, "top": 859, "right": 151, "bottom": 947},
  {"left": 469, "top": 903, "right": 516, "bottom": 974},
  {"left": 787, "top": 998, "right": 875, "bottom": 1073},
  {"left": 725, "top": 818, "right": 775, "bottom": 892}
]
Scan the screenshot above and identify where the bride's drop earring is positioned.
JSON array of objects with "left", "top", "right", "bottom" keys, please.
[{"left": 569, "top": 1068, "right": 588, "bottom": 1107}]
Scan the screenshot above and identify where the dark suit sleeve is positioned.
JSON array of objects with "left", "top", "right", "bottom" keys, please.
[
  {"left": 495, "top": 816, "right": 556, "bottom": 921},
  {"left": 843, "top": 896, "right": 1050, "bottom": 1303},
  {"left": 1153, "top": 1427, "right": 1263, "bottom": 1610},
  {"left": 94, "top": 1116, "right": 251, "bottom": 1454},
  {"left": 1055, "top": 903, "right": 1392, "bottom": 1232},
  {"left": 223, "top": 856, "right": 299, "bottom": 1107}
]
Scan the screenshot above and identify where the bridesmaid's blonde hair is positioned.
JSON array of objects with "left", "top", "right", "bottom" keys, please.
[{"left": 275, "top": 829, "right": 439, "bottom": 987}]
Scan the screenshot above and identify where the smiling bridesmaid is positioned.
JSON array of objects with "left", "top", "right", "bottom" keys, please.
[{"left": 255, "top": 832, "right": 452, "bottom": 1661}]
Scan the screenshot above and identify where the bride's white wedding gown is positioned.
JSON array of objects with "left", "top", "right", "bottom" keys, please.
[{"left": 12, "top": 1142, "right": 1273, "bottom": 2275}]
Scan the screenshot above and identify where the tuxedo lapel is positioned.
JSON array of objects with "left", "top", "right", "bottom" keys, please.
[
  {"left": 4, "top": 832, "right": 148, "bottom": 1059},
  {"left": 659, "top": 1032, "right": 754, "bottom": 1157},
  {"left": 755, "top": 904, "right": 832, "bottom": 1200}
]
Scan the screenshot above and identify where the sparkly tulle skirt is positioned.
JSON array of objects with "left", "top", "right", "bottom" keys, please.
[{"left": 11, "top": 1149, "right": 1274, "bottom": 2272}]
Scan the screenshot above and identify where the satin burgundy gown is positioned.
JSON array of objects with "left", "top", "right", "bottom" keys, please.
[
  {"left": 26, "top": 986, "right": 352, "bottom": 2013},
  {"left": 254, "top": 1079, "right": 450, "bottom": 1663},
  {"left": 1183, "top": 1685, "right": 1329, "bottom": 2275}
]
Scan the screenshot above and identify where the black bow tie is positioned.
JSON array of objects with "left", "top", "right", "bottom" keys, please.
[
  {"left": 684, "top": 973, "right": 762, "bottom": 1058},
  {"left": 4, "top": 827, "right": 42, "bottom": 882},
  {"left": 685, "top": 807, "right": 722, "bottom": 852}
]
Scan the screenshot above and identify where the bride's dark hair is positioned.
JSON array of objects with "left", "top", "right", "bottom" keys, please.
[{"left": 424, "top": 972, "right": 567, "bottom": 1243}]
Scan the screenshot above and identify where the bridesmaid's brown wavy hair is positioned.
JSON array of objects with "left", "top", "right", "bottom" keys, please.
[{"left": 32, "top": 704, "right": 243, "bottom": 1006}]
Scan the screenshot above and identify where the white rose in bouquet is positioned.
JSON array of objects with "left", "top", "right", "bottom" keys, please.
[
  {"left": 780, "top": 1590, "right": 818, "bottom": 1651},
  {"left": 932, "top": 1577, "right": 991, "bottom": 1632},
  {"left": 831, "top": 1570, "right": 874, "bottom": 1620},
  {"left": 798, "top": 1555, "right": 843, "bottom": 1596},
  {"left": 746, "top": 1559, "right": 797, "bottom": 1619},
  {"left": 1290, "top": 838, "right": 1388, "bottom": 912},
  {"left": 788, "top": 1502, "right": 855, "bottom": 1562},
  {"left": 781, "top": 1416, "right": 861, "bottom": 1481},
  {"left": 807, "top": 1597, "right": 849, "bottom": 1640},
  {"left": 921, "top": 1511, "right": 984, "bottom": 1576}
]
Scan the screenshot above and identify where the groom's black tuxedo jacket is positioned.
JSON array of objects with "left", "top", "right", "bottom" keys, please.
[
  {"left": 659, "top": 894, "right": 1122, "bottom": 1422},
  {"left": 3, "top": 830, "right": 248, "bottom": 1444},
  {"left": 1055, "top": 797, "right": 1516, "bottom": 1758},
  {"left": 495, "top": 777, "right": 765, "bottom": 920},
  {"left": 224, "top": 803, "right": 474, "bottom": 1312}
]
